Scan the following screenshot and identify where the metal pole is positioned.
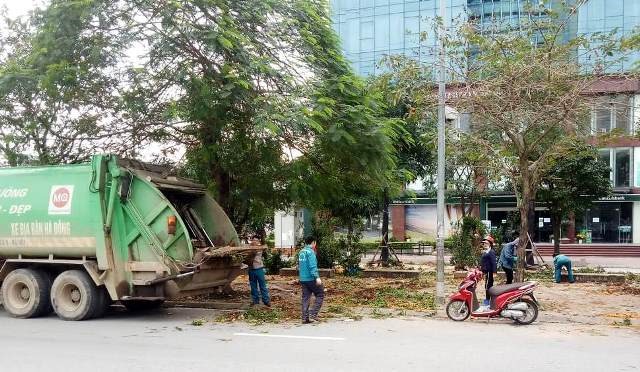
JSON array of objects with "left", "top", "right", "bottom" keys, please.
[{"left": 435, "top": 0, "right": 447, "bottom": 306}]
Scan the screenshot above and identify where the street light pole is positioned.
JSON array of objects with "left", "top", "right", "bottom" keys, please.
[{"left": 436, "top": 0, "right": 447, "bottom": 306}]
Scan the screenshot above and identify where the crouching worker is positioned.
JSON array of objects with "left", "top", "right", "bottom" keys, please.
[
  {"left": 553, "top": 253, "right": 575, "bottom": 283},
  {"left": 299, "top": 236, "right": 324, "bottom": 324}
]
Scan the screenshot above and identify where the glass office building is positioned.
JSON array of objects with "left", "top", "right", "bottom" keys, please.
[
  {"left": 330, "top": 0, "right": 468, "bottom": 76},
  {"left": 332, "top": 1, "right": 640, "bottom": 244},
  {"left": 331, "top": 0, "right": 640, "bottom": 76}
]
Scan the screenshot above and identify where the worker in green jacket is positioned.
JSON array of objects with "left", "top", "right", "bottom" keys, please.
[{"left": 553, "top": 254, "right": 575, "bottom": 283}]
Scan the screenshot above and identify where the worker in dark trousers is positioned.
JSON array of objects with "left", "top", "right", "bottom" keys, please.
[
  {"left": 498, "top": 232, "right": 518, "bottom": 284},
  {"left": 480, "top": 237, "right": 497, "bottom": 308},
  {"left": 553, "top": 253, "right": 575, "bottom": 283},
  {"left": 299, "top": 236, "right": 324, "bottom": 323}
]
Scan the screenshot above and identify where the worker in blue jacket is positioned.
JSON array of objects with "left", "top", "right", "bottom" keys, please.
[
  {"left": 299, "top": 236, "right": 324, "bottom": 323},
  {"left": 553, "top": 253, "right": 575, "bottom": 283},
  {"left": 480, "top": 237, "right": 497, "bottom": 306},
  {"left": 498, "top": 232, "right": 518, "bottom": 284}
]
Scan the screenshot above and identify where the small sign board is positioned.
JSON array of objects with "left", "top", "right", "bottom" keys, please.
[{"left": 481, "top": 220, "right": 492, "bottom": 231}]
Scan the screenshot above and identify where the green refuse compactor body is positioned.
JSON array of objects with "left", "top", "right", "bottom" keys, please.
[{"left": 0, "top": 155, "right": 258, "bottom": 320}]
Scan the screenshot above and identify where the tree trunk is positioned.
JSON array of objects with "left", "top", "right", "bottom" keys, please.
[
  {"left": 381, "top": 189, "right": 389, "bottom": 264},
  {"left": 552, "top": 210, "right": 562, "bottom": 255},
  {"left": 516, "top": 163, "right": 535, "bottom": 282},
  {"left": 567, "top": 211, "right": 576, "bottom": 243},
  {"left": 516, "top": 202, "right": 529, "bottom": 282}
]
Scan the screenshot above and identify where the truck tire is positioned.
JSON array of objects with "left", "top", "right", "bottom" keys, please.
[
  {"left": 122, "top": 299, "right": 165, "bottom": 312},
  {"left": 1, "top": 268, "right": 53, "bottom": 318},
  {"left": 51, "top": 270, "right": 100, "bottom": 321},
  {"left": 90, "top": 286, "right": 111, "bottom": 319}
]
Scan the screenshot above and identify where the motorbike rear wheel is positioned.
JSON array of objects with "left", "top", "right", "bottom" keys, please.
[
  {"left": 513, "top": 298, "right": 538, "bottom": 325},
  {"left": 446, "top": 300, "right": 470, "bottom": 321}
]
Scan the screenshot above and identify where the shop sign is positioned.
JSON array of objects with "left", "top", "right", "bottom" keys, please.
[
  {"left": 392, "top": 199, "right": 416, "bottom": 205},
  {"left": 598, "top": 196, "right": 626, "bottom": 201}
]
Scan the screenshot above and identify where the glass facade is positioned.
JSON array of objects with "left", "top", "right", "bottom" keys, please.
[
  {"left": 580, "top": 202, "right": 633, "bottom": 243},
  {"left": 331, "top": 0, "right": 467, "bottom": 76},
  {"left": 577, "top": 0, "right": 640, "bottom": 73},
  {"left": 331, "top": 0, "right": 640, "bottom": 76},
  {"left": 487, "top": 201, "right": 634, "bottom": 244},
  {"left": 467, "top": 0, "right": 559, "bottom": 35}
]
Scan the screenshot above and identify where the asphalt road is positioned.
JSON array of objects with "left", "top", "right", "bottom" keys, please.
[{"left": 0, "top": 307, "right": 638, "bottom": 372}]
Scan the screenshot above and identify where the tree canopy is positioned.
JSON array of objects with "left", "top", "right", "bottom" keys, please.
[
  {"left": 537, "top": 142, "right": 612, "bottom": 254},
  {"left": 0, "top": 0, "right": 406, "bottom": 235},
  {"left": 0, "top": 1, "right": 133, "bottom": 165}
]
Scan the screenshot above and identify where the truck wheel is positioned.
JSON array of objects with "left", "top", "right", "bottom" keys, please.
[
  {"left": 51, "top": 270, "right": 100, "bottom": 321},
  {"left": 1, "top": 268, "right": 52, "bottom": 318},
  {"left": 122, "top": 299, "right": 165, "bottom": 312},
  {"left": 90, "top": 287, "right": 111, "bottom": 319}
]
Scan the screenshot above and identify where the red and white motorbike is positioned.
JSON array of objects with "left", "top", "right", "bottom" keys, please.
[{"left": 446, "top": 269, "right": 539, "bottom": 325}]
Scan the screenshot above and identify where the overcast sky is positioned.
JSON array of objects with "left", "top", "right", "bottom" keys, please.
[{"left": 1, "top": 0, "right": 43, "bottom": 18}]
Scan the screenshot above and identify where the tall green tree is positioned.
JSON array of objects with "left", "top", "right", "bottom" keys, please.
[
  {"left": 0, "top": 1, "right": 134, "bottom": 165},
  {"left": 450, "top": 5, "right": 631, "bottom": 280},
  {"left": 121, "top": 0, "right": 402, "bottom": 231},
  {"left": 537, "top": 142, "right": 612, "bottom": 255},
  {"left": 369, "top": 72, "right": 435, "bottom": 262},
  {"left": 2, "top": 0, "right": 403, "bottom": 236}
]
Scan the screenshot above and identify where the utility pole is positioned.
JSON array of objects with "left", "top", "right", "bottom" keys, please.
[{"left": 435, "top": 0, "right": 447, "bottom": 306}]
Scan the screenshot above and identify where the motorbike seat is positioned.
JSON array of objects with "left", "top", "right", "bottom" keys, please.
[{"left": 488, "top": 282, "right": 530, "bottom": 297}]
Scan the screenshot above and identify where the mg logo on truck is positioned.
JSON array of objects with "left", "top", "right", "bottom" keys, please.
[{"left": 48, "top": 185, "right": 74, "bottom": 215}]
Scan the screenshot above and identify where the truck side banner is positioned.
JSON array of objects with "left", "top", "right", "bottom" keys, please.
[{"left": 0, "top": 164, "right": 98, "bottom": 257}]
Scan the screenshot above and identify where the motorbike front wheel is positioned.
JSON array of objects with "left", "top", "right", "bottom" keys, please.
[
  {"left": 513, "top": 298, "right": 539, "bottom": 325},
  {"left": 446, "top": 300, "right": 470, "bottom": 321}
]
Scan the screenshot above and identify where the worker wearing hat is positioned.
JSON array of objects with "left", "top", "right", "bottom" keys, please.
[{"left": 480, "top": 236, "right": 497, "bottom": 308}]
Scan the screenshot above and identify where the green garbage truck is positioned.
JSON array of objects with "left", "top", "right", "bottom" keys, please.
[{"left": 0, "top": 155, "right": 256, "bottom": 320}]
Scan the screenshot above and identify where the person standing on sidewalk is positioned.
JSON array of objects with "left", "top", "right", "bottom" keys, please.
[
  {"left": 246, "top": 236, "right": 271, "bottom": 307},
  {"left": 480, "top": 237, "right": 497, "bottom": 307},
  {"left": 299, "top": 236, "right": 324, "bottom": 323},
  {"left": 498, "top": 233, "right": 518, "bottom": 284}
]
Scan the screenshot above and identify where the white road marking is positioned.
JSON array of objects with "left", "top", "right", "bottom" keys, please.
[{"left": 233, "top": 333, "right": 345, "bottom": 341}]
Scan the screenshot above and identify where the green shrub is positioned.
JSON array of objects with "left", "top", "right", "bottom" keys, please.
[
  {"left": 449, "top": 216, "right": 486, "bottom": 270},
  {"left": 263, "top": 249, "right": 293, "bottom": 275},
  {"left": 309, "top": 215, "right": 368, "bottom": 271},
  {"left": 360, "top": 241, "right": 380, "bottom": 253},
  {"left": 341, "top": 241, "right": 369, "bottom": 276},
  {"left": 422, "top": 239, "right": 454, "bottom": 251},
  {"left": 265, "top": 239, "right": 275, "bottom": 250}
]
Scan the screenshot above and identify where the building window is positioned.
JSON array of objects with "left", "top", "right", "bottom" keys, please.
[
  {"left": 591, "top": 95, "right": 633, "bottom": 134},
  {"left": 598, "top": 148, "right": 612, "bottom": 183},
  {"left": 599, "top": 147, "right": 632, "bottom": 188},
  {"left": 615, "top": 148, "right": 631, "bottom": 188}
]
